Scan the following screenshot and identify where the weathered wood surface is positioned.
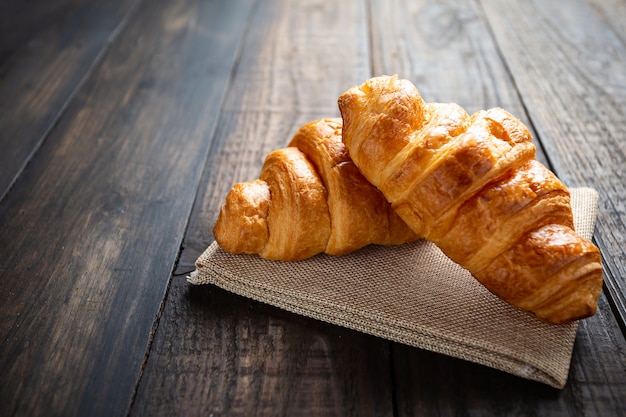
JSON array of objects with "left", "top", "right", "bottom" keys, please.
[
  {"left": 0, "top": 0, "right": 140, "bottom": 201},
  {"left": 0, "top": 0, "right": 255, "bottom": 415},
  {"left": 0, "top": 0, "right": 625, "bottom": 416}
]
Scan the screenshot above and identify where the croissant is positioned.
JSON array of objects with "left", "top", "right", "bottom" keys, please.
[
  {"left": 213, "top": 118, "right": 418, "bottom": 261},
  {"left": 338, "top": 75, "right": 603, "bottom": 324}
]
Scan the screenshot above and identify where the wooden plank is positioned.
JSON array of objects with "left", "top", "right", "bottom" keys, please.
[
  {"left": 587, "top": 0, "right": 626, "bottom": 42},
  {"left": 479, "top": 0, "right": 626, "bottom": 332},
  {"left": 369, "top": 0, "right": 626, "bottom": 414},
  {"left": 0, "top": 0, "right": 140, "bottom": 202},
  {"left": 132, "top": 282, "right": 394, "bottom": 416},
  {"left": 0, "top": 0, "right": 72, "bottom": 61},
  {"left": 0, "top": 0, "right": 253, "bottom": 416},
  {"left": 131, "top": 0, "right": 395, "bottom": 415}
]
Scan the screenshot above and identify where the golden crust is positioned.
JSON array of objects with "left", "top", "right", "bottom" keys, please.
[
  {"left": 213, "top": 180, "right": 270, "bottom": 255},
  {"left": 289, "top": 118, "right": 417, "bottom": 255},
  {"left": 213, "top": 118, "right": 418, "bottom": 261},
  {"left": 338, "top": 75, "right": 603, "bottom": 324},
  {"left": 258, "top": 147, "right": 331, "bottom": 261}
]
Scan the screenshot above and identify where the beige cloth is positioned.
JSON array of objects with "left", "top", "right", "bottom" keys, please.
[{"left": 189, "top": 188, "right": 599, "bottom": 389}]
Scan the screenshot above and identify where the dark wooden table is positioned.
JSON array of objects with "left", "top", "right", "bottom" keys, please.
[{"left": 1, "top": 0, "right": 625, "bottom": 415}]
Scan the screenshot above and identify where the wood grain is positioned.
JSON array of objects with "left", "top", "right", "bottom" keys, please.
[
  {"left": 132, "top": 0, "right": 396, "bottom": 415},
  {"left": 0, "top": 0, "right": 253, "bottom": 416},
  {"left": 587, "top": 0, "right": 626, "bottom": 42},
  {"left": 0, "top": 0, "right": 140, "bottom": 202},
  {"left": 479, "top": 0, "right": 626, "bottom": 332},
  {"left": 132, "top": 281, "right": 394, "bottom": 417}
]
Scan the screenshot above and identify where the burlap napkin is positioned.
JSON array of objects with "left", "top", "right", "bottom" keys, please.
[{"left": 189, "top": 188, "right": 599, "bottom": 389}]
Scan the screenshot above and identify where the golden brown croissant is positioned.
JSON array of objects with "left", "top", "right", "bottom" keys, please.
[
  {"left": 338, "top": 75, "right": 603, "bottom": 324},
  {"left": 213, "top": 118, "right": 418, "bottom": 261}
]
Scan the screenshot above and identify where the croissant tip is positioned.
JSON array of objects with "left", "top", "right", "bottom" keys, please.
[{"left": 535, "top": 297, "right": 598, "bottom": 325}]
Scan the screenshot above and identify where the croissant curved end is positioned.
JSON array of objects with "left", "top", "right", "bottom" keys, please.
[{"left": 213, "top": 180, "right": 270, "bottom": 255}]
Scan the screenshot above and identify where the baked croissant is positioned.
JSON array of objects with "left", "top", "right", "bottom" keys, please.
[
  {"left": 338, "top": 75, "right": 603, "bottom": 324},
  {"left": 213, "top": 118, "right": 418, "bottom": 261}
]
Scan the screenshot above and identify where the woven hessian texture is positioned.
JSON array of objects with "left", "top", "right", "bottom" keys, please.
[{"left": 189, "top": 188, "right": 599, "bottom": 388}]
